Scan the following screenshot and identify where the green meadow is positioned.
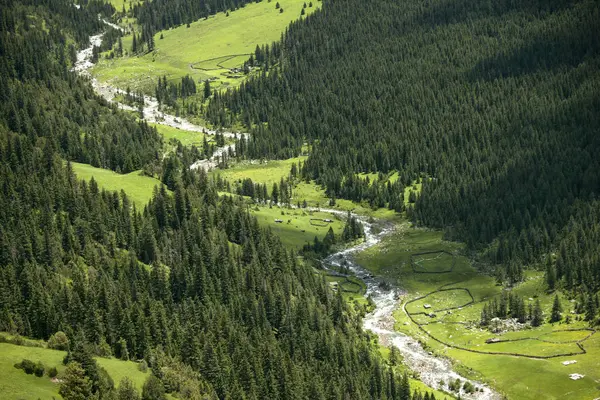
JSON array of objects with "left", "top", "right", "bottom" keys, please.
[
  {"left": 152, "top": 123, "right": 213, "bottom": 148},
  {"left": 212, "top": 157, "right": 307, "bottom": 189},
  {"left": 0, "top": 341, "right": 150, "bottom": 400},
  {"left": 355, "top": 224, "right": 600, "bottom": 399},
  {"left": 108, "top": 0, "right": 143, "bottom": 12},
  {"left": 249, "top": 205, "right": 344, "bottom": 250},
  {"left": 94, "top": 0, "right": 320, "bottom": 93},
  {"left": 213, "top": 158, "right": 400, "bottom": 220},
  {"left": 71, "top": 161, "right": 163, "bottom": 207}
]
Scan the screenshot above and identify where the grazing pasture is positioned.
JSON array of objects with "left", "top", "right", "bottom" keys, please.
[
  {"left": 355, "top": 225, "right": 600, "bottom": 399},
  {"left": 93, "top": 0, "right": 319, "bottom": 93},
  {"left": 70, "top": 161, "right": 164, "bottom": 207}
]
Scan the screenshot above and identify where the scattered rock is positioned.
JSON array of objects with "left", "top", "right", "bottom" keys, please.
[
  {"left": 562, "top": 360, "right": 577, "bottom": 366},
  {"left": 569, "top": 373, "right": 584, "bottom": 380}
]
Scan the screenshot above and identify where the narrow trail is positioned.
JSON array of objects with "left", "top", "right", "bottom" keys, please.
[{"left": 77, "top": 21, "right": 500, "bottom": 400}]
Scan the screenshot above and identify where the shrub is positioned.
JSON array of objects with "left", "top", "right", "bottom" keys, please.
[
  {"left": 142, "top": 375, "right": 166, "bottom": 400},
  {"left": 463, "top": 381, "right": 475, "bottom": 394},
  {"left": 449, "top": 378, "right": 461, "bottom": 392},
  {"left": 34, "top": 362, "right": 45, "bottom": 377},
  {"left": 138, "top": 359, "right": 148, "bottom": 373},
  {"left": 47, "top": 366, "right": 58, "bottom": 378},
  {"left": 15, "top": 359, "right": 36, "bottom": 374},
  {"left": 48, "top": 331, "right": 69, "bottom": 351}
]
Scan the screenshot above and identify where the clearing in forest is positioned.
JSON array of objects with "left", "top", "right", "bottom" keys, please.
[
  {"left": 0, "top": 340, "right": 149, "bottom": 400},
  {"left": 70, "top": 161, "right": 164, "bottom": 207},
  {"left": 355, "top": 226, "right": 600, "bottom": 399},
  {"left": 411, "top": 250, "right": 455, "bottom": 273},
  {"left": 93, "top": 0, "right": 319, "bottom": 93}
]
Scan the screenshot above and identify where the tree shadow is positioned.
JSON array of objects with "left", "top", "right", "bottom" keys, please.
[
  {"left": 416, "top": 0, "right": 572, "bottom": 30},
  {"left": 469, "top": 11, "right": 600, "bottom": 81}
]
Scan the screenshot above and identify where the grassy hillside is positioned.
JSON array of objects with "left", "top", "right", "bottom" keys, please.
[
  {"left": 212, "top": 157, "right": 307, "bottom": 189},
  {"left": 355, "top": 226, "right": 600, "bottom": 399},
  {"left": 213, "top": 158, "right": 400, "bottom": 219},
  {"left": 108, "top": 0, "right": 143, "bottom": 12},
  {"left": 71, "top": 161, "right": 163, "bottom": 207},
  {"left": 250, "top": 205, "right": 344, "bottom": 250},
  {"left": 94, "top": 0, "right": 320, "bottom": 93},
  {"left": 0, "top": 342, "right": 150, "bottom": 400},
  {"left": 153, "top": 123, "right": 207, "bottom": 147}
]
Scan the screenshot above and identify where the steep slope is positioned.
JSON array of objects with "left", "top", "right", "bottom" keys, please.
[{"left": 208, "top": 0, "right": 600, "bottom": 287}]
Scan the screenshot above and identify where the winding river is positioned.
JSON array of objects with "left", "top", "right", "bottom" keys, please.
[
  {"left": 76, "top": 23, "right": 501, "bottom": 400},
  {"left": 73, "top": 27, "right": 237, "bottom": 170},
  {"left": 318, "top": 211, "right": 500, "bottom": 400}
]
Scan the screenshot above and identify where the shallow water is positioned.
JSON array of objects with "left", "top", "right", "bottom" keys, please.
[
  {"left": 74, "top": 23, "right": 240, "bottom": 170},
  {"left": 322, "top": 214, "right": 501, "bottom": 400}
]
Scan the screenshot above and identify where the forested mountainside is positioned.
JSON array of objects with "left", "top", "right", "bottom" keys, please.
[
  {"left": 129, "top": 0, "right": 258, "bottom": 42},
  {"left": 0, "top": 1, "right": 412, "bottom": 399},
  {"left": 207, "top": 0, "right": 600, "bottom": 287},
  {"left": 0, "top": 0, "right": 161, "bottom": 172}
]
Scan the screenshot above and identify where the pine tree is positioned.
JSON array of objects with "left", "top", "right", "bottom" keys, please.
[
  {"left": 532, "top": 299, "right": 543, "bottom": 327},
  {"left": 550, "top": 295, "right": 562, "bottom": 323},
  {"left": 59, "top": 362, "right": 93, "bottom": 400},
  {"left": 132, "top": 33, "right": 137, "bottom": 53},
  {"left": 546, "top": 261, "right": 556, "bottom": 290},
  {"left": 203, "top": 80, "right": 211, "bottom": 99},
  {"left": 118, "top": 377, "right": 141, "bottom": 400},
  {"left": 399, "top": 372, "right": 411, "bottom": 400},
  {"left": 142, "top": 375, "right": 166, "bottom": 400},
  {"left": 585, "top": 294, "right": 597, "bottom": 322}
]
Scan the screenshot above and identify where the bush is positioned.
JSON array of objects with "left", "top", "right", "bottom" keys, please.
[
  {"left": 20, "top": 359, "right": 36, "bottom": 374},
  {"left": 142, "top": 375, "right": 166, "bottom": 400},
  {"left": 48, "top": 331, "right": 69, "bottom": 351},
  {"left": 47, "top": 366, "right": 58, "bottom": 378},
  {"left": 138, "top": 359, "right": 148, "bottom": 373},
  {"left": 34, "top": 362, "right": 45, "bottom": 377},
  {"left": 449, "top": 378, "right": 461, "bottom": 392},
  {"left": 463, "top": 381, "right": 475, "bottom": 394}
]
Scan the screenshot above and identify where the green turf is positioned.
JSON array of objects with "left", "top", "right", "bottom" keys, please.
[
  {"left": 355, "top": 223, "right": 600, "bottom": 399},
  {"left": 405, "top": 289, "right": 473, "bottom": 314},
  {"left": 70, "top": 161, "right": 163, "bottom": 207},
  {"left": 0, "top": 343, "right": 66, "bottom": 400},
  {"left": 93, "top": 0, "right": 320, "bottom": 93},
  {"left": 250, "top": 205, "right": 344, "bottom": 250},
  {"left": 212, "top": 157, "right": 399, "bottom": 220},
  {"left": 411, "top": 251, "right": 455, "bottom": 273},
  {"left": 212, "top": 157, "right": 307, "bottom": 190},
  {"left": 96, "top": 357, "right": 149, "bottom": 391},
  {"left": 211, "top": 155, "right": 402, "bottom": 221},
  {"left": 0, "top": 342, "right": 150, "bottom": 399},
  {"left": 152, "top": 123, "right": 207, "bottom": 147},
  {"left": 107, "top": 0, "right": 143, "bottom": 13}
]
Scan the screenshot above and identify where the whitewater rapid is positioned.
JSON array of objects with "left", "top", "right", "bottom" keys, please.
[
  {"left": 73, "top": 23, "right": 239, "bottom": 170},
  {"left": 321, "top": 212, "right": 501, "bottom": 400}
]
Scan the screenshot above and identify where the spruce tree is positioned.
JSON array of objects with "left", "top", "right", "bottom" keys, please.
[
  {"left": 546, "top": 261, "right": 557, "bottom": 290},
  {"left": 585, "top": 294, "right": 597, "bottom": 322},
  {"left": 550, "top": 295, "right": 562, "bottom": 323},
  {"left": 59, "top": 362, "right": 93, "bottom": 400},
  {"left": 532, "top": 299, "right": 543, "bottom": 327}
]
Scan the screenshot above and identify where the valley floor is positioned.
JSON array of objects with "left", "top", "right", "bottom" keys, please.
[{"left": 354, "top": 224, "right": 600, "bottom": 399}]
